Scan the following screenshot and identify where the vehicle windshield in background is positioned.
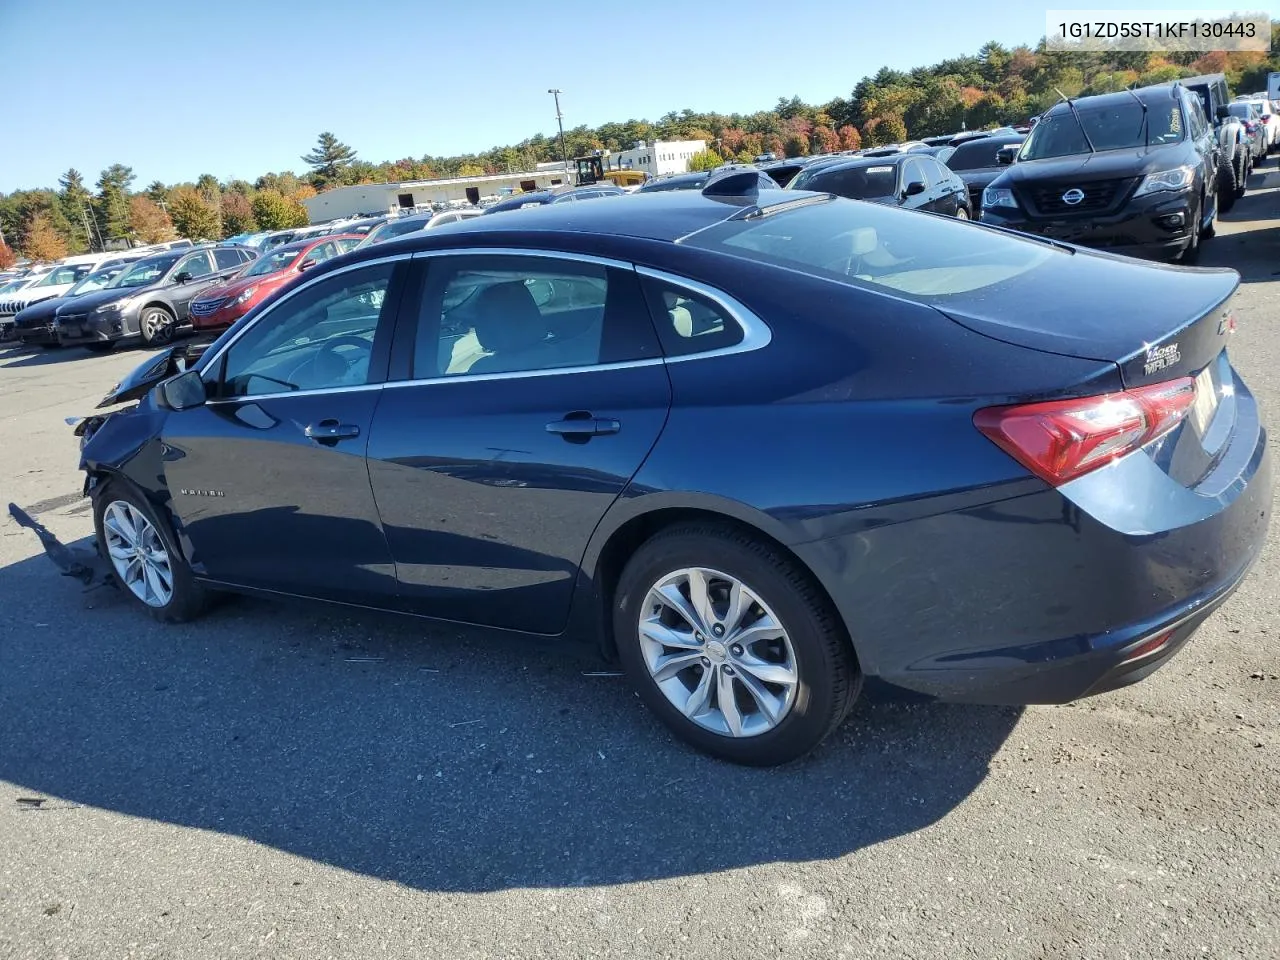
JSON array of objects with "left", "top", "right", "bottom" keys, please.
[
  {"left": 801, "top": 165, "right": 898, "bottom": 199},
  {"left": 363, "top": 219, "right": 426, "bottom": 244},
  {"left": 1019, "top": 102, "right": 1183, "bottom": 160},
  {"left": 0, "top": 279, "right": 28, "bottom": 295},
  {"left": 682, "top": 196, "right": 1054, "bottom": 299},
  {"left": 67, "top": 265, "right": 131, "bottom": 295},
  {"left": 1228, "top": 103, "right": 1257, "bottom": 121},
  {"left": 242, "top": 248, "right": 300, "bottom": 277},
  {"left": 640, "top": 176, "right": 708, "bottom": 192},
  {"left": 35, "top": 264, "right": 93, "bottom": 286},
  {"left": 947, "top": 139, "right": 1019, "bottom": 170},
  {"left": 114, "top": 255, "right": 180, "bottom": 288}
]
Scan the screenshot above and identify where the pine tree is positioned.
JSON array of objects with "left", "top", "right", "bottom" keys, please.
[
  {"left": 58, "top": 168, "right": 96, "bottom": 253},
  {"left": 301, "top": 132, "right": 358, "bottom": 184},
  {"left": 95, "top": 164, "right": 136, "bottom": 242}
]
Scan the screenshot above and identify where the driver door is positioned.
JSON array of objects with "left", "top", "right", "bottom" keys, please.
[{"left": 159, "top": 260, "right": 408, "bottom": 603}]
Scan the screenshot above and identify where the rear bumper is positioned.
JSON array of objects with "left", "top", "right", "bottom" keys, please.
[
  {"left": 795, "top": 374, "right": 1271, "bottom": 705},
  {"left": 981, "top": 190, "right": 1198, "bottom": 260}
]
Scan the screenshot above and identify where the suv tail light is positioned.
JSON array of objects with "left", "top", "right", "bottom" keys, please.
[{"left": 974, "top": 378, "right": 1196, "bottom": 485}]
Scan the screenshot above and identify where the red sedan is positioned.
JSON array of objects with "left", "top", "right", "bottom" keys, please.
[{"left": 190, "top": 234, "right": 362, "bottom": 331}]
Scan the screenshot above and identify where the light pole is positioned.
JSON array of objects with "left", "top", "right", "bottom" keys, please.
[{"left": 548, "top": 88, "right": 569, "bottom": 181}]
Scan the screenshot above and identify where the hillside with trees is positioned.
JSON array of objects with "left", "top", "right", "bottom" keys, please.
[{"left": 4, "top": 30, "right": 1279, "bottom": 260}]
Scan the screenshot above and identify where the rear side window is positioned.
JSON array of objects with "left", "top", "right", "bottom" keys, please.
[
  {"left": 213, "top": 248, "right": 244, "bottom": 270},
  {"left": 640, "top": 277, "right": 743, "bottom": 356}
]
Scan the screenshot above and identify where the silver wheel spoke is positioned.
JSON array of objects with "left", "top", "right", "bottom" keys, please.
[
  {"left": 651, "top": 651, "right": 704, "bottom": 683},
  {"left": 734, "top": 654, "right": 798, "bottom": 687},
  {"left": 654, "top": 582, "right": 703, "bottom": 633},
  {"left": 682, "top": 667, "right": 714, "bottom": 718},
  {"left": 106, "top": 542, "right": 134, "bottom": 561},
  {"left": 730, "top": 617, "right": 787, "bottom": 648},
  {"left": 735, "top": 669, "right": 786, "bottom": 725},
  {"left": 686, "top": 568, "right": 716, "bottom": 632},
  {"left": 717, "top": 668, "right": 745, "bottom": 737},
  {"left": 723, "top": 580, "right": 750, "bottom": 634},
  {"left": 639, "top": 617, "right": 702, "bottom": 651},
  {"left": 102, "top": 500, "right": 173, "bottom": 608}
]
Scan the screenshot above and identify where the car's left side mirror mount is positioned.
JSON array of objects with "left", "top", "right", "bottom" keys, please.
[
  {"left": 173, "top": 271, "right": 192, "bottom": 283},
  {"left": 996, "top": 145, "right": 1018, "bottom": 164},
  {"left": 157, "top": 369, "right": 207, "bottom": 411},
  {"left": 298, "top": 259, "right": 318, "bottom": 271},
  {"left": 903, "top": 180, "right": 926, "bottom": 197}
]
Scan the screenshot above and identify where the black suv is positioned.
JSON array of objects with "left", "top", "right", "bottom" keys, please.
[
  {"left": 56, "top": 244, "right": 257, "bottom": 351},
  {"left": 980, "top": 83, "right": 1220, "bottom": 261}
]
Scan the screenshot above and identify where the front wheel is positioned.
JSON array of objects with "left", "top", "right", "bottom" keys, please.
[
  {"left": 613, "top": 524, "right": 861, "bottom": 766},
  {"left": 139, "top": 306, "right": 177, "bottom": 347},
  {"left": 93, "top": 480, "right": 210, "bottom": 623}
]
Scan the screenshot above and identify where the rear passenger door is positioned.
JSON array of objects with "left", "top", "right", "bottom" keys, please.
[{"left": 366, "top": 252, "right": 671, "bottom": 633}]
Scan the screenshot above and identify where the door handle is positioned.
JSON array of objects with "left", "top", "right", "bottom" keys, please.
[
  {"left": 305, "top": 419, "right": 361, "bottom": 446},
  {"left": 545, "top": 412, "right": 620, "bottom": 438}
]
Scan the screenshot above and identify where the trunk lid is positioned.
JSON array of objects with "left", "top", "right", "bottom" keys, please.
[{"left": 935, "top": 252, "right": 1239, "bottom": 388}]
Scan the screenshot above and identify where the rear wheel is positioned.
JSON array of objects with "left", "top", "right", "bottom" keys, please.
[
  {"left": 139, "top": 306, "right": 177, "bottom": 347},
  {"left": 93, "top": 480, "right": 210, "bottom": 623},
  {"left": 1217, "top": 154, "right": 1237, "bottom": 213},
  {"left": 613, "top": 524, "right": 860, "bottom": 766}
]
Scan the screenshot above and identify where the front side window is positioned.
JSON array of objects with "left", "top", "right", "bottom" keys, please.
[
  {"left": 901, "top": 158, "right": 927, "bottom": 190},
  {"left": 215, "top": 263, "right": 395, "bottom": 398},
  {"left": 412, "top": 255, "right": 659, "bottom": 378},
  {"left": 37, "top": 264, "right": 92, "bottom": 286},
  {"left": 177, "top": 252, "right": 214, "bottom": 279}
]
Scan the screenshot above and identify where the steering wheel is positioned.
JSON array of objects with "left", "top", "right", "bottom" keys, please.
[{"left": 312, "top": 334, "right": 373, "bottom": 382}]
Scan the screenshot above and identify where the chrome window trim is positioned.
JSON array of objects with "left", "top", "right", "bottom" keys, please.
[
  {"left": 409, "top": 246, "right": 634, "bottom": 272},
  {"left": 196, "top": 252, "right": 413, "bottom": 376},
  {"left": 206, "top": 382, "right": 386, "bottom": 405},
  {"left": 379, "top": 252, "right": 770, "bottom": 389}
]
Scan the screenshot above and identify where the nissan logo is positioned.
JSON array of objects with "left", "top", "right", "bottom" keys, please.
[{"left": 1061, "top": 188, "right": 1085, "bottom": 205}]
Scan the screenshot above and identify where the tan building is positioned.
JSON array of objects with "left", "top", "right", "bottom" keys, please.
[{"left": 301, "top": 170, "right": 572, "bottom": 223}]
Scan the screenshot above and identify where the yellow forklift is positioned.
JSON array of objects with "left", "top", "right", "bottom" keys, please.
[{"left": 574, "top": 154, "right": 647, "bottom": 188}]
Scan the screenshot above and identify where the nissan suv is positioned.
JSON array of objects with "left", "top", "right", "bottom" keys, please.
[{"left": 980, "top": 83, "right": 1220, "bottom": 261}]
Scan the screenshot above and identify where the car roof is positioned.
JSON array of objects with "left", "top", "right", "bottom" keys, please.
[
  {"left": 1046, "top": 85, "right": 1180, "bottom": 115},
  {"left": 367, "top": 188, "right": 804, "bottom": 246}
]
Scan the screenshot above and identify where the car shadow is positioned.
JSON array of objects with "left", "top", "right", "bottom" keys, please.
[
  {"left": 0, "top": 534, "right": 1020, "bottom": 892},
  {"left": 0, "top": 344, "right": 104, "bottom": 368}
]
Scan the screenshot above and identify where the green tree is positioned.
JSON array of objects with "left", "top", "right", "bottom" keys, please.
[
  {"left": 251, "top": 190, "right": 309, "bottom": 230},
  {"left": 145, "top": 180, "right": 169, "bottom": 204},
  {"left": 95, "top": 164, "right": 135, "bottom": 242},
  {"left": 301, "top": 132, "right": 358, "bottom": 184},
  {"left": 58, "top": 168, "right": 95, "bottom": 253},
  {"left": 195, "top": 173, "right": 222, "bottom": 208},
  {"left": 688, "top": 150, "right": 723, "bottom": 172},
  {"left": 168, "top": 188, "right": 221, "bottom": 240}
]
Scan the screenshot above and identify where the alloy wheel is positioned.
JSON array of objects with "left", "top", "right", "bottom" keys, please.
[
  {"left": 638, "top": 567, "right": 799, "bottom": 738},
  {"left": 142, "top": 309, "right": 173, "bottom": 344},
  {"left": 102, "top": 500, "right": 174, "bottom": 607}
]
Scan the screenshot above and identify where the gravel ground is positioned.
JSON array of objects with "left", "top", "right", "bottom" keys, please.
[{"left": 1, "top": 174, "right": 1278, "bottom": 959}]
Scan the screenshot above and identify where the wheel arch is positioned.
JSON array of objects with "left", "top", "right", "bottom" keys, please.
[{"left": 571, "top": 493, "right": 853, "bottom": 664}]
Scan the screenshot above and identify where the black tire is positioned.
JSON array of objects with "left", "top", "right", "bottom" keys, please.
[
  {"left": 83, "top": 342, "right": 115, "bottom": 354},
  {"left": 39, "top": 343, "right": 63, "bottom": 350},
  {"left": 613, "top": 523, "right": 861, "bottom": 766},
  {"left": 1217, "top": 154, "right": 1237, "bottom": 213},
  {"left": 1235, "top": 153, "right": 1250, "bottom": 199},
  {"left": 139, "top": 305, "right": 177, "bottom": 347},
  {"left": 93, "top": 479, "right": 210, "bottom": 623}
]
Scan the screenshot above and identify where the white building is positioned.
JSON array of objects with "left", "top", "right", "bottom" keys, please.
[
  {"left": 301, "top": 170, "right": 573, "bottom": 223},
  {"left": 600, "top": 139, "right": 707, "bottom": 177}
]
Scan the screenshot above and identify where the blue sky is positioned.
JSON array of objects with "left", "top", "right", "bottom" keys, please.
[{"left": 2, "top": 0, "right": 1274, "bottom": 191}]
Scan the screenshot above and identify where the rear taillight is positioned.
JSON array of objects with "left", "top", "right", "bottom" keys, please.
[{"left": 974, "top": 377, "right": 1196, "bottom": 485}]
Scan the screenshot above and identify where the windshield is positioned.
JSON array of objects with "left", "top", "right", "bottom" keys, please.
[
  {"left": 67, "top": 264, "right": 132, "bottom": 296},
  {"left": 682, "top": 196, "right": 1054, "bottom": 300},
  {"left": 947, "top": 139, "right": 1022, "bottom": 171},
  {"left": 36, "top": 264, "right": 94, "bottom": 286},
  {"left": 802, "top": 164, "right": 899, "bottom": 199},
  {"left": 115, "top": 254, "right": 180, "bottom": 288},
  {"left": 1229, "top": 103, "right": 1257, "bottom": 120},
  {"left": 0, "top": 279, "right": 31, "bottom": 295},
  {"left": 1019, "top": 101, "right": 1183, "bottom": 160},
  {"left": 243, "top": 248, "right": 301, "bottom": 277}
]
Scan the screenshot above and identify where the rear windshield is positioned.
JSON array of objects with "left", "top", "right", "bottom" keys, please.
[
  {"left": 946, "top": 138, "right": 1021, "bottom": 170},
  {"left": 802, "top": 164, "right": 899, "bottom": 199},
  {"left": 682, "top": 197, "right": 1054, "bottom": 299}
]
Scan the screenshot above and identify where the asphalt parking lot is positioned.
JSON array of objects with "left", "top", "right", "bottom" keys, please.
[{"left": 2, "top": 183, "right": 1279, "bottom": 960}]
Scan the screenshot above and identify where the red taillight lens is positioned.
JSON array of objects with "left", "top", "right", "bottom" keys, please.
[{"left": 974, "top": 377, "right": 1196, "bottom": 485}]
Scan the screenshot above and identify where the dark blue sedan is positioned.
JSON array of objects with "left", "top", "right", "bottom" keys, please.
[{"left": 75, "top": 174, "right": 1270, "bottom": 765}]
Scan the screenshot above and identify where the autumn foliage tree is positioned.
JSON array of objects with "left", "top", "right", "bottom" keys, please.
[
  {"left": 129, "top": 195, "right": 176, "bottom": 243},
  {"left": 0, "top": 242, "right": 16, "bottom": 270},
  {"left": 168, "top": 188, "right": 221, "bottom": 240},
  {"left": 837, "top": 125, "right": 862, "bottom": 151},
  {"left": 22, "top": 211, "right": 69, "bottom": 261},
  {"left": 220, "top": 192, "right": 257, "bottom": 236}
]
